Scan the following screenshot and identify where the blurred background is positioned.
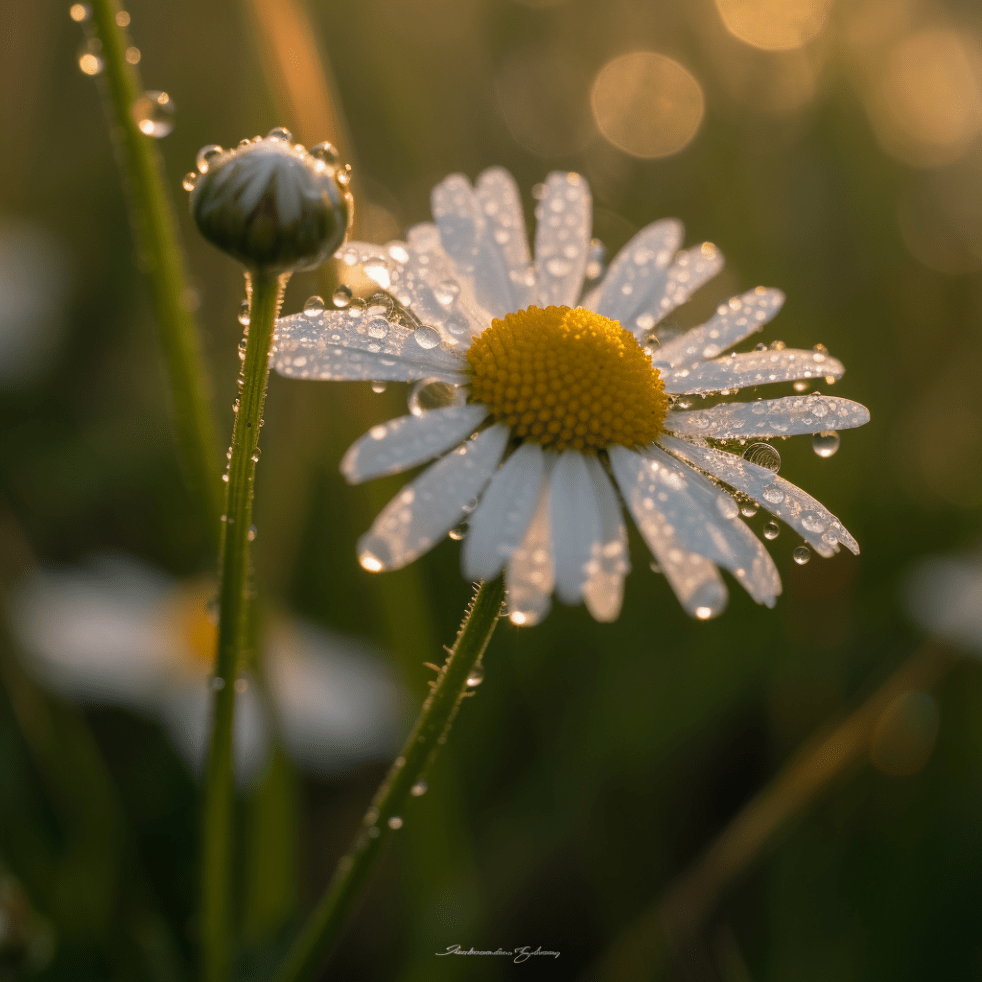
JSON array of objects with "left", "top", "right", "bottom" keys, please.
[{"left": 1, "top": 0, "right": 981, "bottom": 978}]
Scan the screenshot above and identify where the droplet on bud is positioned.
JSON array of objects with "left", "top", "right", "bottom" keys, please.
[
  {"left": 131, "top": 90, "right": 176, "bottom": 138},
  {"left": 309, "top": 141, "right": 341, "bottom": 166},
  {"left": 332, "top": 284, "right": 353, "bottom": 308},
  {"left": 266, "top": 126, "right": 293, "bottom": 142},
  {"left": 196, "top": 144, "right": 224, "bottom": 174},
  {"left": 304, "top": 295, "right": 326, "bottom": 315},
  {"left": 182, "top": 172, "right": 198, "bottom": 192}
]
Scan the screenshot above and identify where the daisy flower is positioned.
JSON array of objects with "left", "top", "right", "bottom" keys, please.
[
  {"left": 10, "top": 554, "right": 406, "bottom": 780},
  {"left": 273, "top": 169, "right": 869, "bottom": 625}
]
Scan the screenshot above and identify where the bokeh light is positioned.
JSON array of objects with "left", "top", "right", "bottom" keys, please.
[
  {"left": 866, "top": 27, "right": 982, "bottom": 167},
  {"left": 714, "top": 0, "right": 831, "bottom": 51},
  {"left": 591, "top": 52, "right": 704, "bottom": 158}
]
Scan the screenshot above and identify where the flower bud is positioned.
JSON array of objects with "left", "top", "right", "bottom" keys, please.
[{"left": 189, "top": 130, "right": 353, "bottom": 275}]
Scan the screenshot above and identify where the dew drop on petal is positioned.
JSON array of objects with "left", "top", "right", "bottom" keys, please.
[
  {"left": 413, "top": 325, "right": 441, "bottom": 349},
  {"left": 793, "top": 380, "right": 810, "bottom": 393},
  {"left": 360, "top": 551, "right": 383, "bottom": 572},
  {"left": 371, "top": 380, "right": 387, "bottom": 394},
  {"left": 763, "top": 521, "right": 780, "bottom": 540},
  {"left": 793, "top": 545, "right": 811, "bottom": 565},
  {"left": 266, "top": 126, "right": 293, "bottom": 142},
  {"left": 409, "top": 378, "right": 465, "bottom": 416},
  {"left": 743, "top": 442, "right": 781, "bottom": 473},
  {"left": 448, "top": 522, "right": 467, "bottom": 541},
  {"left": 304, "top": 295, "right": 326, "bottom": 315},
  {"left": 466, "top": 664, "right": 485, "bottom": 687},
  {"left": 332, "top": 285, "right": 353, "bottom": 308},
  {"left": 309, "top": 141, "right": 340, "bottom": 166},
  {"left": 366, "top": 317, "right": 390, "bottom": 339},
  {"left": 182, "top": 172, "right": 198, "bottom": 192},
  {"left": 813, "top": 430, "right": 840, "bottom": 458},
  {"left": 695, "top": 606, "right": 713, "bottom": 620},
  {"left": 131, "top": 90, "right": 176, "bottom": 137},
  {"left": 740, "top": 501, "right": 759, "bottom": 517},
  {"left": 196, "top": 144, "right": 223, "bottom": 173}
]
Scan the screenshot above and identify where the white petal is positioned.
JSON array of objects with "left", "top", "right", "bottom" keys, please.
[
  {"left": 273, "top": 306, "right": 468, "bottom": 384},
  {"left": 659, "top": 435, "right": 859, "bottom": 557},
  {"left": 462, "top": 441, "right": 545, "bottom": 581},
  {"left": 655, "top": 288, "right": 785, "bottom": 367},
  {"left": 534, "top": 172, "right": 592, "bottom": 308},
  {"left": 505, "top": 457, "right": 556, "bottom": 626},
  {"left": 643, "top": 445, "right": 781, "bottom": 607},
  {"left": 266, "top": 620, "right": 405, "bottom": 773},
  {"left": 609, "top": 446, "right": 729, "bottom": 619},
  {"left": 662, "top": 347, "right": 845, "bottom": 394},
  {"left": 549, "top": 450, "right": 603, "bottom": 604},
  {"left": 657, "top": 243, "right": 725, "bottom": 320},
  {"left": 340, "top": 404, "right": 489, "bottom": 484},
  {"left": 432, "top": 173, "right": 514, "bottom": 319},
  {"left": 475, "top": 167, "right": 535, "bottom": 311},
  {"left": 665, "top": 394, "right": 870, "bottom": 439},
  {"left": 357, "top": 424, "right": 510, "bottom": 571},
  {"left": 585, "top": 219, "right": 684, "bottom": 330},
  {"left": 581, "top": 456, "right": 630, "bottom": 622},
  {"left": 903, "top": 554, "right": 982, "bottom": 654}
]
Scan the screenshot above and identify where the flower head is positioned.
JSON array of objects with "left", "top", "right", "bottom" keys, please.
[
  {"left": 189, "top": 129, "right": 353, "bottom": 275},
  {"left": 273, "top": 169, "right": 869, "bottom": 625}
]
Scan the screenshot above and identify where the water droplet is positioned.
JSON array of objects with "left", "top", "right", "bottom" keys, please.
[
  {"left": 466, "top": 664, "right": 485, "bottom": 687},
  {"left": 754, "top": 342, "right": 767, "bottom": 351},
  {"left": 247, "top": 525, "right": 257, "bottom": 541},
  {"left": 694, "top": 606, "right": 713, "bottom": 620},
  {"left": 762, "top": 487, "right": 784, "bottom": 504},
  {"left": 309, "top": 141, "right": 340, "bottom": 166},
  {"left": 448, "top": 523, "right": 467, "bottom": 541},
  {"left": 124, "top": 46, "right": 141, "bottom": 65},
  {"left": 411, "top": 780, "right": 428, "bottom": 797},
  {"left": 740, "top": 501, "right": 759, "bottom": 518},
  {"left": 763, "top": 521, "right": 780, "bottom": 540},
  {"left": 409, "top": 378, "right": 465, "bottom": 416},
  {"left": 337, "top": 164, "right": 352, "bottom": 187},
  {"left": 238, "top": 301, "right": 250, "bottom": 326},
  {"left": 304, "top": 295, "right": 325, "bottom": 315},
  {"left": 370, "top": 380, "right": 387, "bottom": 394},
  {"left": 649, "top": 561, "right": 662, "bottom": 574},
  {"left": 211, "top": 676, "right": 226, "bottom": 690},
  {"left": 793, "top": 380, "right": 810, "bottom": 393},
  {"left": 387, "top": 816, "right": 403, "bottom": 830},
  {"left": 266, "top": 126, "right": 293, "bottom": 142},
  {"left": 800, "top": 512, "right": 826, "bottom": 533},
  {"left": 677, "top": 396, "right": 694, "bottom": 409},
  {"left": 221, "top": 472, "right": 230, "bottom": 483},
  {"left": 813, "top": 431, "right": 840, "bottom": 458},
  {"left": 69, "top": 3, "right": 91, "bottom": 22},
  {"left": 545, "top": 257, "right": 572, "bottom": 277},
  {"left": 433, "top": 280, "right": 461, "bottom": 306},
  {"left": 413, "top": 325, "right": 441, "bottom": 350},
  {"left": 360, "top": 552, "right": 383, "bottom": 572},
  {"left": 78, "top": 47, "right": 104, "bottom": 75},
  {"left": 365, "top": 317, "right": 389, "bottom": 339},
  {"left": 332, "top": 285, "right": 353, "bottom": 308},
  {"left": 196, "top": 144, "right": 223, "bottom": 173},
  {"left": 131, "top": 90, "right": 175, "bottom": 137},
  {"left": 793, "top": 545, "right": 811, "bottom": 565},
  {"left": 114, "top": 9, "right": 130, "bottom": 26},
  {"left": 770, "top": 340, "right": 786, "bottom": 351},
  {"left": 182, "top": 172, "right": 198, "bottom": 192},
  {"left": 743, "top": 442, "right": 781, "bottom": 473},
  {"left": 250, "top": 449, "right": 261, "bottom": 462}
]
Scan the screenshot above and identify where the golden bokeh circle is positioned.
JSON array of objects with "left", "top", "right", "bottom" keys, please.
[{"left": 714, "top": 0, "right": 831, "bottom": 51}]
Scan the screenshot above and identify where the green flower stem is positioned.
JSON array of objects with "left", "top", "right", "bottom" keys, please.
[
  {"left": 201, "top": 271, "right": 285, "bottom": 982},
  {"left": 88, "top": 0, "right": 223, "bottom": 534},
  {"left": 273, "top": 576, "right": 507, "bottom": 982}
]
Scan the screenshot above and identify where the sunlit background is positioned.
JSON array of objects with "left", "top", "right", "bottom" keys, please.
[{"left": 2, "top": 0, "right": 981, "bottom": 978}]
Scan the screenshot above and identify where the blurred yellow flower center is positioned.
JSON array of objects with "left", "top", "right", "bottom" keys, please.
[
  {"left": 466, "top": 305, "right": 667, "bottom": 452},
  {"left": 171, "top": 583, "right": 218, "bottom": 672}
]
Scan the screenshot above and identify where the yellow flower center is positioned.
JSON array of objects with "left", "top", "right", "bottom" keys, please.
[{"left": 466, "top": 305, "right": 668, "bottom": 452}]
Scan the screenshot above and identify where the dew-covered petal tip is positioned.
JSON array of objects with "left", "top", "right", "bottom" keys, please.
[
  {"left": 581, "top": 455, "right": 630, "bottom": 622},
  {"left": 549, "top": 450, "right": 604, "bottom": 605},
  {"left": 662, "top": 347, "right": 844, "bottom": 394}
]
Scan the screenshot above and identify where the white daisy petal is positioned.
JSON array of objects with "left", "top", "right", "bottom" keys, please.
[
  {"left": 462, "top": 441, "right": 545, "bottom": 581},
  {"left": 665, "top": 394, "right": 870, "bottom": 440},
  {"left": 534, "top": 171, "right": 592, "bottom": 308},
  {"left": 506, "top": 457, "right": 556, "bottom": 626},
  {"left": 655, "top": 288, "right": 785, "bottom": 367},
  {"left": 608, "top": 445, "right": 729, "bottom": 619},
  {"left": 340, "top": 404, "right": 489, "bottom": 484},
  {"left": 549, "top": 450, "right": 604, "bottom": 605},
  {"left": 357, "top": 424, "right": 510, "bottom": 572},
  {"left": 475, "top": 167, "right": 535, "bottom": 311},
  {"left": 661, "top": 347, "right": 844, "bottom": 394},
  {"left": 273, "top": 306, "right": 468, "bottom": 384},
  {"left": 656, "top": 243, "right": 725, "bottom": 322},
  {"left": 432, "top": 173, "right": 514, "bottom": 319},
  {"left": 581, "top": 456, "right": 631, "bottom": 622},
  {"left": 642, "top": 446, "right": 781, "bottom": 607},
  {"left": 585, "top": 219, "right": 684, "bottom": 331},
  {"left": 659, "top": 435, "right": 859, "bottom": 557}
]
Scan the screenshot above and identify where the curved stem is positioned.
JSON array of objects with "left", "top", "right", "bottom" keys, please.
[
  {"left": 272, "top": 576, "right": 506, "bottom": 982},
  {"left": 200, "top": 271, "right": 285, "bottom": 982},
  {"left": 87, "top": 0, "right": 223, "bottom": 535}
]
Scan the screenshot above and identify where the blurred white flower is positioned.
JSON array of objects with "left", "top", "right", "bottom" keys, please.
[
  {"left": 903, "top": 549, "right": 982, "bottom": 654},
  {"left": 9, "top": 554, "right": 405, "bottom": 782},
  {"left": 274, "top": 168, "right": 869, "bottom": 625}
]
